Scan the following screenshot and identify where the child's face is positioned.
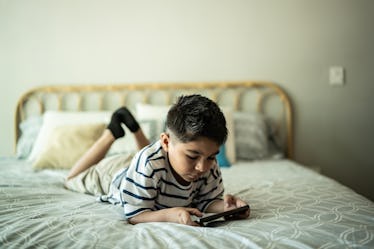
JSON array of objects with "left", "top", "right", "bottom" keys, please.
[{"left": 160, "top": 132, "right": 220, "bottom": 185}]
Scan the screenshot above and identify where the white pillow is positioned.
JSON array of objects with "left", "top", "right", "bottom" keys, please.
[
  {"left": 106, "top": 119, "right": 157, "bottom": 156},
  {"left": 221, "top": 107, "right": 236, "bottom": 164},
  {"left": 136, "top": 103, "right": 171, "bottom": 134},
  {"left": 136, "top": 103, "right": 236, "bottom": 164}
]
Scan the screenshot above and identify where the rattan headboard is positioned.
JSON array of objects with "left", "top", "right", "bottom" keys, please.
[{"left": 15, "top": 81, "right": 293, "bottom": 158}]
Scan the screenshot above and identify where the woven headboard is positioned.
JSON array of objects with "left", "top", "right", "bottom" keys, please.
[{"left": 15, "top": 81, "right": 293, "bottom": 158}]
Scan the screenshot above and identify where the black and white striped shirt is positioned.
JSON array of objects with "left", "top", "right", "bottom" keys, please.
[{"left": 109, "top": 140, "right": 224, "bottom": 219}]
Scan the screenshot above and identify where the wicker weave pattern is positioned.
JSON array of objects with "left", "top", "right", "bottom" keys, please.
[{"left": 15, "top": 81, "right": 293, "bottom": 158}]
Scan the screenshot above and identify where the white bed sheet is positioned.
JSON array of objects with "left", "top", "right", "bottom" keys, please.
[{"left": 0, "top": 157, "right": 373, "bottom": 249}]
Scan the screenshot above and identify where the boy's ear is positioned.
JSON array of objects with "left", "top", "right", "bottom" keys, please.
[{"left": 160, "top": 132, "right": 170, "bottom": 152}]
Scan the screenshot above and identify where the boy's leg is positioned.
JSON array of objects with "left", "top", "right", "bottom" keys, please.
[
  {"left": 65, "top": 152, "right": 134, "bottom": 196},
  {"left": 133, "top": 129, "right": 151, "bottom": 150},
  {"left": 66, "top": 106, "right": 150, "bottom": 180},
  {"left": 66, "top": 129, "right": 115, "bottom": 180}
]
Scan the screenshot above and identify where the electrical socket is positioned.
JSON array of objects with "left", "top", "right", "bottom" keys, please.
[{"left": 329, "top": 66, "right": 345, "bottom": 86}]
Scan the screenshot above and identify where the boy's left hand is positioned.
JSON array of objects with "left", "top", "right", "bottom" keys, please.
[{"left": 223, "top": 194, "right": 250, "bottom": 219}]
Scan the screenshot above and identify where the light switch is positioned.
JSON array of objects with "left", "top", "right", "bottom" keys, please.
[{"left": 329, "top": 66, "right": 345, "bottom": 86}]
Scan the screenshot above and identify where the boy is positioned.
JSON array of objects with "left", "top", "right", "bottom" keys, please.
[{"left": 65, "top": 94, "right": 250, "bottom": 226}]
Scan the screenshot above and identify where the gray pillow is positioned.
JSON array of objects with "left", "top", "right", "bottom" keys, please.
[
  {"left": 17, "top": 116, "right": 43, "bottom": 159},
  {"left": 233, "top": 112, "right": 269, "bottom": 160}
]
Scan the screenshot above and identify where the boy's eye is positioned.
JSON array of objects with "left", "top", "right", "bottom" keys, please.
[
  {"left": 186, "top": 155, "right": 198, "bottom": 160},
  {"left": 187, "top": 155, "right": 216, "bottom": 161}
]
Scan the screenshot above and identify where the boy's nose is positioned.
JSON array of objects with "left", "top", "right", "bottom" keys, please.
[{"left": 195, "top": 160, "right": 210, "bottom": 173}]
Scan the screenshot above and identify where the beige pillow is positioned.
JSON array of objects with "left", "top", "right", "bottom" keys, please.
[
  {"left": 32, "top": 123, "right": 106, "bottom": 170},
  {"left": 28, "top": 111, "right": 111, "bottom": 162}
]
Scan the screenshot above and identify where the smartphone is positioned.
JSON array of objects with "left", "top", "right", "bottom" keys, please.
[{"left": 197, "top": 205, "right": 250, "bottom": 226}]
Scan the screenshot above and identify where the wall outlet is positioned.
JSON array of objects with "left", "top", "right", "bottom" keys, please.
[{"left": 329, "top": 66, "right": 345, "bottom": 86}]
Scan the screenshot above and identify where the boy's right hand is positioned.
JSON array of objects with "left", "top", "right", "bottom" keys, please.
[{"left": 170, "top": 207, "right": 203, "bottom": 226}]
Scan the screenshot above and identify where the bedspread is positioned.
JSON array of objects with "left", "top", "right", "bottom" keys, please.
[{"left": 1, "top": 157, "right": 373, "bottom": 249}]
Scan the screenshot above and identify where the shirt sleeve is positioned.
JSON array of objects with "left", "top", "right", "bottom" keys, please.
[
  {"left": 193, "top": 163, "right": 224, "bottom": 212},
  {"left": 119, "top": 148, "right": 163, "bottom": 219}
]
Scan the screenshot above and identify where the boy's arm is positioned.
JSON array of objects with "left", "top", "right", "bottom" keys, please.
[
  {"left": 128, "top": 207, "right": 203, "bottom": 226},
  {"left": 204, "top": 199, "right": 225, "bottom": 213}
]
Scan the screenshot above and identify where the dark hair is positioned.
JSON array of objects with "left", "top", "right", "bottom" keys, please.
[{"left": 166, "top": 94, "right": 227, "bottom": 145}]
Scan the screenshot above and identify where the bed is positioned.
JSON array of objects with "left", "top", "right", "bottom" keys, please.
[{"left": 1, "top": 81, "right": 373, "bottom": 249}]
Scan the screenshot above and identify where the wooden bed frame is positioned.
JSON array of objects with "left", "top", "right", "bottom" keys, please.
[{"left": 15, "top": 81, "right": 293, "bottom": 158}]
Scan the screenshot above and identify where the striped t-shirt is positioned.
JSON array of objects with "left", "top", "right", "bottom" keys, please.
[{"left": 108, "top": 140, "right": 224, "bottom": 219}]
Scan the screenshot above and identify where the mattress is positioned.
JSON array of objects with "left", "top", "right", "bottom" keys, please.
[{"left": 1, "top": 157, "right": 373, "bottom": 249}]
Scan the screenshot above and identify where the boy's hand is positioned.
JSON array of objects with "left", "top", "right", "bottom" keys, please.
[
  {"left": 223, "top": 194, "right": 250, "bottom": 219},
  {"left": 170, "top": 207, "right": 203, "bottom": 226}
]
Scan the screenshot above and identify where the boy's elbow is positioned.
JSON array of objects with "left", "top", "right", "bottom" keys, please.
[{"left": 128, "top": 217, "right": 137, "bottom": 225}]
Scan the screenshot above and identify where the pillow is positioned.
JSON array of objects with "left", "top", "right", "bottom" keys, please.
[
  {"left": 28, "top": 110, "right": 156, "bottom": 163},
  {"left": 136, "top": 103, "right": 171, "bottom": 135},
  {"left": 32, "top": 123, "right": 106, "bottom": 170},
  {"left": 106, "top": 119, "right": 157, "bottom": 156},
  {"left": 28, "top": 111, "right": 110, "bottom": 162},
  {"left": 136, "top": 103, "right": 236, "bottom": 165},
  {"left": 233, "top": 112, "right": 269, "bottom": 160},
  {"left": 216, "top": 144, "right": 231, "bottom": 167},
  {"left": 17, "top": 116, "right": 43, "bottom": 159},
  {"left": 221, "top": 107, "right": 236, "bottom": 164}
]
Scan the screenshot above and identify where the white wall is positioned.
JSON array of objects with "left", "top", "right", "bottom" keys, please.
[{"left": 1, "top": 0, "right": 373, "bottom": 200}]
